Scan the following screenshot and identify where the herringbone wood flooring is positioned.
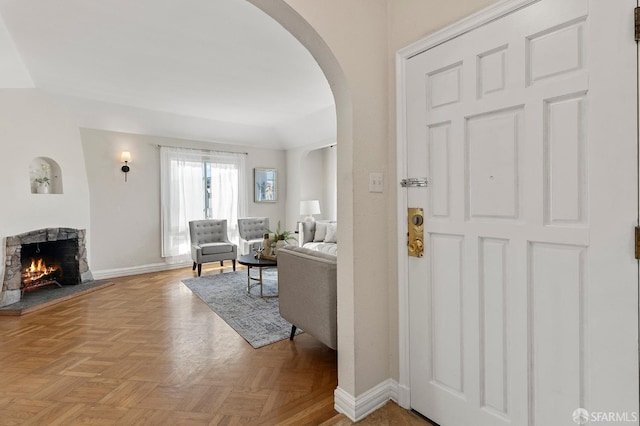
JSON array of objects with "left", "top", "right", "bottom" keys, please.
[{"left": 0, "top": 263, "right": 340, "bottom": 425}]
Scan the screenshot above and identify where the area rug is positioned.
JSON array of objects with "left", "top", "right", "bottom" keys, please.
[{"left": 181, "top": 269, "right": 301, "bottom": 348}]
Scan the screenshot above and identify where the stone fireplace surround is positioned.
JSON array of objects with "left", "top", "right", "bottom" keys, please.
[{"left": 1, "top": 228, "right": 93, "bottom": 307}]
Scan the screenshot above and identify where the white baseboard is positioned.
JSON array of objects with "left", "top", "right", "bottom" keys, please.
[
  {"left": 92, "top": 261, "right": 191, "bottom": 280},
  {"left": 334, "top": 379, "right": 399, "bottom": 422}
]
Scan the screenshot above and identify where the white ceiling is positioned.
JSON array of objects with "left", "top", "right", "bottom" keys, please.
[{"left": 0, "top": 0, "right": 336, "bottom": 149}]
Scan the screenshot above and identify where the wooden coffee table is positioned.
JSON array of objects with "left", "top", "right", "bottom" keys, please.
[{"left": 237, "top": 254, "right": 277, "bottom": 298}]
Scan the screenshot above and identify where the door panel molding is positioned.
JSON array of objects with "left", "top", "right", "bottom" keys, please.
[
  {"left": 396, "top": 0, "right": 638, "bottom": 421},
  {"left": 396, "top": 0, "right": 546, "bottom": 410},
  {"left": 397, "top": 0, "right": 541, "bottom": 60}
]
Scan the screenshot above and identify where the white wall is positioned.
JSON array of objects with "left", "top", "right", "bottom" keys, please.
[
  {"left": 0, "top": 89, "right": 91, "bottom": 304},
  {"left": 300, "top": 148, "right": 324, "bottom": 202},
  {"left": 298, "top": 146, "right": 337, "bottom": 222},
  {"left": 285, "top": 141, "right": 336, "bottom": 232},
  {"left": 0, "top": 14, "right": 34, "bottom": 88},
  {"left": 323, "top": 145, "right": 337, "bottom": 220},
  {"left": 80, "top": 128, "right": 286, "bottom": 275},
  {"left": 276, "top": 105, "right": 336, "bottom": 149}
]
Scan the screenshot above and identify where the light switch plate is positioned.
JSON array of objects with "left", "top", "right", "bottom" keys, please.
[{"left": 369, "top": 172, "right": 383, "bottom": 193}]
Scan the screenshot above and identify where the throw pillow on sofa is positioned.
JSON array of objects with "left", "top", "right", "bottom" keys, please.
[
  {"left": 299, "top": 221, "right": 315, "bottom": 244},
  {"left": 324, "top": 224, "right": 337, "bottom": 243},
  {"left": 314, "top": 222, "right": 328, "bottom": 242}
]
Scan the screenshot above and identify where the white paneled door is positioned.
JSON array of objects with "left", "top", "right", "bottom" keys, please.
[{"left": 403, "top": 1, "right": 639, "bottom": 425}]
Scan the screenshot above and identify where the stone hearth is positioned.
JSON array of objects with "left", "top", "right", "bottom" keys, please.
[{"left": 2, "top": 228, "right": 93, "bottom": 307}]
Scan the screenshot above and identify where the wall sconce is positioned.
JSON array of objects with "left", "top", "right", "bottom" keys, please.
[
  {"left": 300, "top": 199, "right": 321, "bottom": 222},
  {"left": 120, "top": 151, "right": 131, "bottom": 182}
]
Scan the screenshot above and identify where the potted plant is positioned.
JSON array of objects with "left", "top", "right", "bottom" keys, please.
[
  {"left": 34, "top": 164, "right": 51, "bottom": 194},
  {"left": 268, "top": 221, "right": 297, "bottom": 254}
]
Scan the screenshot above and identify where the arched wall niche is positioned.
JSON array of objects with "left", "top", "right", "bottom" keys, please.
[{"left": 29, "top": 156, "right": 63, "bottom": 194}]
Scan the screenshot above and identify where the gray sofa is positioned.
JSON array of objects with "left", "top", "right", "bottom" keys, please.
[{"left": 277, "top": 245, "right": 337, "bottom": 350}]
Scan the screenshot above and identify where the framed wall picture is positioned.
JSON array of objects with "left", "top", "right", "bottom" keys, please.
[{"left": 254, "top": 168, "right": 277, "bottom": 202}]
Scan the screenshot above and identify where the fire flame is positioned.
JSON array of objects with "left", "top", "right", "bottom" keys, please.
[{"left": 22, "top": 258, "right": 59, "bottom": 284}]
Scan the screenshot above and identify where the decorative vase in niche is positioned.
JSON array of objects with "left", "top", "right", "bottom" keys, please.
[{"left": 37, "top": 184, "right": 50, "bottom": 194}]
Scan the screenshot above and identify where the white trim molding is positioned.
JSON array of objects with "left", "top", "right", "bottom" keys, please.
[
  {"left": 395, "top": 0, "right": 541, "bottom": 414},
  {"left": 92, "top": 261, "right": 191, "bottom": 280},
  {"left": 397, "top": 0, "right": 540, "bottom": 60},
  {"left": 334, "top": 380, "right": 399, "bottom": 422}
]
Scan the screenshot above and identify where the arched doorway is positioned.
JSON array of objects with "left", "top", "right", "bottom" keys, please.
[{"left": 246, "top": 0, "right": 356, "bottom": 417}]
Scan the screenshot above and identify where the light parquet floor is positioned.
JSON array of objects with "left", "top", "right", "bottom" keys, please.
[{"left": 0, "top": 263, "right": 340, "bottom": 425}]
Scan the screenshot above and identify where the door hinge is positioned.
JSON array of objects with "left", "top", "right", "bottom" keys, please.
[
  {"left": 635, "top": 7, "right": 640, "bottom": 42},
  {"left": 635, "top": 226, "right": 640, "bottom": 260}
]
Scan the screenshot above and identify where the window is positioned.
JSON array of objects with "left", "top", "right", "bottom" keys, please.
[{"left": 160, "top": 146, "right": 247, "bottom": 260}]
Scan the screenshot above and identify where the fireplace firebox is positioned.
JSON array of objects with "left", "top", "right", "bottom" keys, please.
[
  {"left": 1, "top": 228, "right": 93, "bottom": 307},
  {"left": 20, "top": 239, "right": 81, "bottom": 293}
]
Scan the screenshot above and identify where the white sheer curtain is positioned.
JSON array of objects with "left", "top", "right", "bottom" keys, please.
[
  {"left": 160, "top": 146, "right": 247, "bottom": 260},
  {"left": 208, "top": 153, "right": 247, "bottom": 245}
]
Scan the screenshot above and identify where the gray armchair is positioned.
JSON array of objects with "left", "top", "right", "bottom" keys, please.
[
  {"left": 238, "top": 217, "right": 270, "bottom": 255},
  {"left": 189, "top": 219, "right": 237, "bottom": 276},
  {"left": 277, "top": 245, "right": 337, "bottom": 349}
]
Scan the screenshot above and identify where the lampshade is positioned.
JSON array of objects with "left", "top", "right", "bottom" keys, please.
[
  {"left": 300, "top": 200, "right": 321, "bottom": 216},
  {"left": 120, "top": 151, "right": 131, "bottom": 163}
]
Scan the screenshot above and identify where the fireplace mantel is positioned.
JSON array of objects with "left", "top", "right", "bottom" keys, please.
[{"left": 1, "top": 228, "right": 93, "bottom": 307}]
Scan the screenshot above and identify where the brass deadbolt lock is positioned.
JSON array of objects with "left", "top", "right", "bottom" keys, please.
[{"left": 408, "top": 207, "right": 424, "bottom": 257}]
